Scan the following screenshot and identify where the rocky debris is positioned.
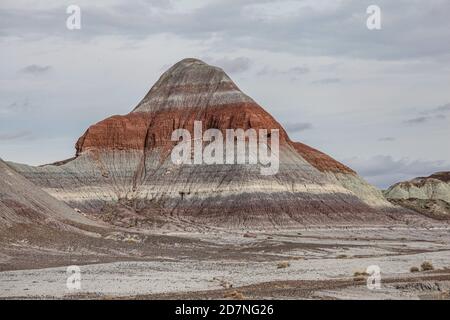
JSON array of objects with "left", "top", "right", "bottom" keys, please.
[
  {"left": 243, "top": 232, "right": 257, "bottom": 238},
  {"left": 213, "top": 277, "right": 233, "bottom": 289},
  {"left": 8, "top": 58, "right": 421, "bottom": 229},
  {"left": 389, "top": 198, "right": 450, "bottom": 220},
  {"left": 394, "top": 282, "right": 442, "bottom": 292},
  {"left": 104, "top": 232, "right": 144, "bottom": 243}
]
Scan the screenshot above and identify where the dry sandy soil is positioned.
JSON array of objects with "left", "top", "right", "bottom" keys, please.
[{"left": 1, "top": 226, "right": 450, "bottom": 299}]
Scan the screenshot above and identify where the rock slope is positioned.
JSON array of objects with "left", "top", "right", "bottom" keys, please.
[
  {"left": 10, "top": 58, "right": 406, "bottom": 228},
  {"left": 385, "top": 172, "right": 450, "bottom": 219},
  {"left": 0, "top": 158, "right": 100, "bottom": 233},
  {"left": 385, "top": 172, "right": 450, "bottom": 202}
]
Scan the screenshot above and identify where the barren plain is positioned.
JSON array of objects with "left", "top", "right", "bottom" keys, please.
[{"left": 1, "top": 226, "right": 450, "bottom": 299}]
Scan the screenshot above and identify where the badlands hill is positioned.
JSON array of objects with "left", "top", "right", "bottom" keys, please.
[
  {"left": 0, "top": 157, "right": 112, "bottom": 270},
  {"left": 0, "top": 157, "right": 206, "bottom": 271},
  {"left": 7, "top": 58, "right": 425, "bottom": 228},
  {"left": 0, "top": 158, "right": 99, "bottom": 233},
  {"left": 385, "top": 172, "right": 450, "bottom": 220}
]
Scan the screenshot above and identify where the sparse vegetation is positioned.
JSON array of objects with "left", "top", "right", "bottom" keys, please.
[
  {"left": 353, "top": 276, "right": 366, "bottom": 282},
  {"left": 277, "top": 261, "right": 290, "bottom": 269},
  {"left": 336, "top": 254, "right": 348, "bottom": 259},
  {"left": 421, "top": 261, "right": 434, "bottom": 271},
  {"left": 410, "top": 266, "right": 420, "bottom": 273},
  {"left": 439, "top": 290, "right": 450, "bottom": 300},
  {"left": 213, "top": 277, "right": 233, "bottom": 289},
  {"left": 291, "top": 256, "right": 304, "bottom": 261},
  {"left": 352, "top": 271, "right": 369, "bottom": 282},
  {"left": 224, "top": 290, "right": 246, "bottom": 300}
]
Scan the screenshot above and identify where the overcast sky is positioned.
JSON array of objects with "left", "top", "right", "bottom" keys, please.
[{"left": 1, "top": 0, "right": 449, "bottom": 188}]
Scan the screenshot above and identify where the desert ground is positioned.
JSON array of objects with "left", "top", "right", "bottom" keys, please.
[{"left": 1, "top": 226, "right": 450, "bottom": 299}]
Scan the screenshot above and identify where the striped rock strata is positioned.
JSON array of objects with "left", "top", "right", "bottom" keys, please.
[
  {"left": 385, "top": 172, "right": 450, "bottom": 202},
  {"left": 11, "top": 58, "right": 399, "bottom": 228},
  {"left": 0, "top": 158, "right": 100, "bottom": 234},
  {"left": 385, "top": 172, "right": 450, "bottom": 219}
]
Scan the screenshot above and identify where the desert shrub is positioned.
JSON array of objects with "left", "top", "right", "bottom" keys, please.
[
  {"left": 277, "top": 261, "right": 290, "bottom": 269},
  {"left": 421, "top": 261, "right": 434, "bottom": 271},
  {"left": 410, "top": 266, "right": 420, "bottom": 273},
  {"left": 353, "top": 276, "right": 366, "bottom": 282},
  {"left": 224, "top": 290, "right": 246, "bottom": 300},
  {"left": 292, "top": 256, "right": 304, "bottom": 261}
]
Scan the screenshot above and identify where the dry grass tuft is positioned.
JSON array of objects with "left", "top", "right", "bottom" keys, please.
[
  {"left": 277, "top": 261, "right": 290, "bottom": 269},
  {"left": 291, "top": 256, "right": 304, "bottom": 261},
  {"left": 224, "top": 290, "right": 246, "bottom": 300},
  {"left": 410, "top": 266, "right": 420, "bottom": 273},
  {"left": 353, "top": 271, "right": 369, "bottom": 277},
  {"left": 439, "top": 290, "right": 450, "bottom": 300},
  {"left": 353, "top": 276, "right": 366, "bottom": 282},
  {"left": 421, "top": 261, "right": 434, "bottom": 271}
]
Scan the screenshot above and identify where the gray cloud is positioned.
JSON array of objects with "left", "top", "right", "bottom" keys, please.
[
  {"left": 289, "top": 66, "right": 310, "bottom": 75},
  {"left": 422, "top": 102, "right": 450, "bottom": 115},
  {"left": 404, "top": 116, "right": 428, "bottom": 125},
  {"left": 0, "top": 131, "right": 32, "bottom": 141},
  {"left": 1, "top": 99, "right": 31, "bottom": 114},
  {"left": 435, "top": 103, "right": 450, "bottom": 113},
  {"left": 344, "top": 155, "right": 449, "bottom": 188},
  {"left": 378, "top": 137, "right": 395, "bottom": 142},
  {"left": 204, "top": 57, "right": 251, "bottom": 73},
  {"left": 2, "top": 1, "right": 450, "bottom": 60},
  {"left": 283, "top": 122, "right": 313, "bottom": 133},
  {"left": 20, "top": 64, "right": 51, "bottom": 75},
  {"left": 257, "top": 65, "right": 310, "bottom": 78},
  {"left": 404, "top": 102, "right": 450, "bottom": 125},
  {"left": 311, "top": 78, "right": 341, "bottom": 85}
]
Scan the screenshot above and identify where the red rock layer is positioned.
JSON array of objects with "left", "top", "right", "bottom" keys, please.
[
  {"left": 75, "top": 57, "right": 355, "bottom": 176},
  {"left": 75, "top": 105, "right": 358, "bottom": 176},
  {"left": 75, "top": 113, "right": 152, "bottom": 155},
  {"left": 292, "top": 142, "right": 355, "bottom": 174},
  {"left": 76, "top": 102, "right": 290, "bottom": 155}
]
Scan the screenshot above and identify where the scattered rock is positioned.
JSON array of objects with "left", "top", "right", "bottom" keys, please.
[
  {"left": 243, "top": 232, "right": 257, "bottom": 238},
  {"left": 395, "top": 282, "right": 441, "bottom": 292}
]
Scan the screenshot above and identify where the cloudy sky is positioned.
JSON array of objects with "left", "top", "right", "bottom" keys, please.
[{"left": 1, "top": 0, "right": 449, "bottom": 188}]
